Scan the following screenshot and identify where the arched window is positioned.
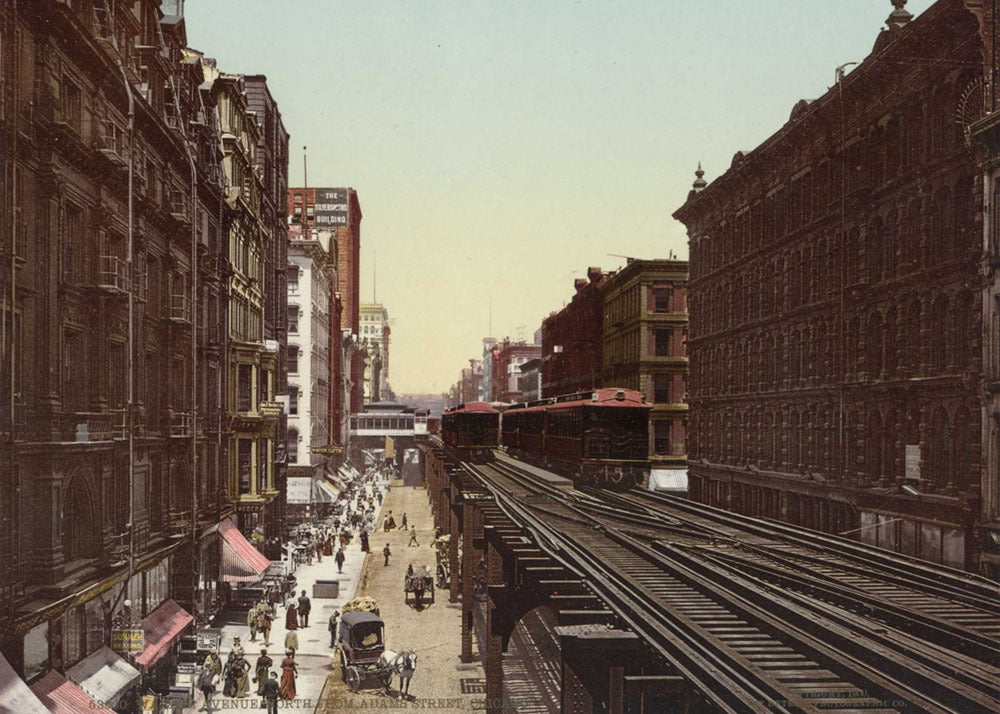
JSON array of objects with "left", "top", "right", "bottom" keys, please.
[{"left": 63, "top": 476, "right": 99, "bottom": 562}]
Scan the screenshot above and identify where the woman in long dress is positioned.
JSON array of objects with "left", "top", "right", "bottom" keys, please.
[
  {"left": 280, "top": 652, "right": 297, "bottom": 699},
  {"left": 284, "top": 628, "right": 298, "bottom": 655},
  {"left": 222, "top": 652, "right": 237, "bottom": 697},
  {"left": 233, "top": 657, "right": 251, "bottom": 698},
  {"left": 285, "top": 602, "right": 298, "bottom": 631}
]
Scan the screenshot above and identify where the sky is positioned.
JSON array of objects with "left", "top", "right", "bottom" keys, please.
[{"left": 185, "top": 0, "right": 936, "bottom": 395}]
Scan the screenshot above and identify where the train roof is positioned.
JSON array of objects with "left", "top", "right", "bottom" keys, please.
[
  {"left": 505, "top": 388, "right": 649, "bottom": 413},
  {"left": 444, "top": 401, "right": 498, "bottom": 414}
]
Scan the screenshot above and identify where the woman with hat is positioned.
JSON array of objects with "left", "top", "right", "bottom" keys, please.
[{"left": 279, "top": 651, "right": 297, "bottom": 699}]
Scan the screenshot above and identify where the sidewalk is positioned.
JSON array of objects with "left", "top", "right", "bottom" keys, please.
[{"left": 188, "top": 473, "right": 393, "bottom": 713}]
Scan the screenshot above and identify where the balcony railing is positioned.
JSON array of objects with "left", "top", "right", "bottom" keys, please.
[
  {"left": 97, "top": 254, "right": 129, "bottom": 293},
  {"left": 170, "top": 191, "right": 190, "bottom": 223},
  {"left": 97, "top": 122, "right": 127, "bottom": 167}
]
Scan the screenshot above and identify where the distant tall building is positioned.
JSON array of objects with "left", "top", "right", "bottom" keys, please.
[
  {"left": 491, "top": 340, "right": 542, "bottom": 403},
  {"left": 360, "top": 303, "right": 391, "bottom": 403},
  {"left": 481, "top": 337, "right": 497, "bottom": 401}
]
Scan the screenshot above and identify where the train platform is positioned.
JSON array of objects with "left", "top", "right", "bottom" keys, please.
[
  {"left": 493, "top": 450, "right": 573, "bottom": 489},
  {"left": 316, "top": 482, "right": 486, "bottom": 713}
]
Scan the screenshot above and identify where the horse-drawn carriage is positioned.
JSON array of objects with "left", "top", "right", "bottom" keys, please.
[
  {"left": 433, "top": 535, "right": 452, "bottom": 589},
  {"left": 404, "top": 566, "right": 434, "bottom": 606},
  {"left": 337, "top": 610, "right": 417, "bottom": 697}
]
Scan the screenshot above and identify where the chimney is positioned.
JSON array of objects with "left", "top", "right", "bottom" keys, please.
[
  {"left": 587, "top": 266, "right": 602, "bottom": 283},
  {"left": 574, "top": 279, "right": 588, "bottom": 292}
]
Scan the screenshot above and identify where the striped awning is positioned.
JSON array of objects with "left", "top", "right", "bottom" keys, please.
[
  {"left": 1, "top": 652, "right": 49, "bottom": 714},
  {"left": 337, "top": 465, "right": 354, "bottom": 483},
  {"left": 66, "top": 646, "right": 140, "bottom": 708},
  {"left": 218, "top": 517, "right": 270, "bottom": 582},
  {"left": 313, "top": 480, "right": 338, "bottom": 503},
  {"left": 133, "top": 600, "right": 194, "bottom": 671},
  {"left": 30, "top": 671, "right": 115, "bottom": 714}
]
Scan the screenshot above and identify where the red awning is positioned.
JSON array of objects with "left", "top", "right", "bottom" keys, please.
[
  {"left": 218, "top": 517, "right": 270, "bottom": 582},
  {"left": 30, "top": 670, "right": 115, "bottom": 714},
  {"left": 133, "top": 599, "right": 194, "bottom": 671}
]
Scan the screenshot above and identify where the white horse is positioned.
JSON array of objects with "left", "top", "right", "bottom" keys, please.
[{"left": 378, "top": 649, "right": 417, "bottom": 698}]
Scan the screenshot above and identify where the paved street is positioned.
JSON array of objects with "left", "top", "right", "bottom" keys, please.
[{"left": 316, "top": 483, "right": 486, "bottom": 714}]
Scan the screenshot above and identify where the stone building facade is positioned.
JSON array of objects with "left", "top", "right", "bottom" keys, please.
[
  {"left": 674, "top": 0, "right": 987, "bottom": 572},
  {"left": 491, "top": 340, "right": 541, "bottom": 403},
  {"left": 601, "top": 259, "right": 689, "bottom": 470},
  {"left": 0, "top": 0, "right": 241, "bottom": 679}
]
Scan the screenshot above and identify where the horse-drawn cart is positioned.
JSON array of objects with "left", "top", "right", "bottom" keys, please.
[
  {"left": 404, "top": 566, "right": 434, "bottom": 606},
  {"left": 338, "top": 611, "right": 385, "bottom": 693}
]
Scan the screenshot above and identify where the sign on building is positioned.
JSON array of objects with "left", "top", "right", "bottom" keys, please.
[
  {"left": 287, "top": 477, "right": 312, "bottom": 504},
  {"left": 111, "top": 627, "right": 145, "bottom": 654},
  {"left": 314, "top": 188, "right": 349, "bottom": 227}
]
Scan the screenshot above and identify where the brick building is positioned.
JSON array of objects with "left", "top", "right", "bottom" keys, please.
[
  {"left": 288, "top": 187, "right": 363, "bottom": 418},
  {"left": 601, "top": 259, "right": 689, "bottom": 473},
  {"left": 541, "top": 267, "right": 605, "bottom": 398},
  {"left": 673, "top": 0, "right": 989, "bottom": 573},
  {"left": 491, "top": 340, "right": 542, "bottom": 403},
  {"left": 0, "top": 0, "right": 286, "bottom": 683}
]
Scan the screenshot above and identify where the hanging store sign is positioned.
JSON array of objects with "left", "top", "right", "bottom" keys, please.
[
  {"left": 111, "top": 627, "right": 145, "bottom": 654},
  {"left": 260, "top": 401, "right": 283, "bottom": 417}
]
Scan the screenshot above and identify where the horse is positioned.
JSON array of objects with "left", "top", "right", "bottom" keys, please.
[{"left": 378, "top": 649, "right": 417, "bottom": 698}]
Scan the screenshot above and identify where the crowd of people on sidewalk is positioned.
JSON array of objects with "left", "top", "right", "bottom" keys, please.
[{"left": 196, "top": 463, "right": 397, "bottom": 712}]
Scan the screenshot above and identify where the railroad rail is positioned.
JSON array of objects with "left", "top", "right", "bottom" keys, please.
[{"left": 465, "top": 453, "right": 1000, "bottom": 714}]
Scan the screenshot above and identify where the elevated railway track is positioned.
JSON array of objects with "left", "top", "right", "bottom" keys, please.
[{"left": 447, "top": 446, "right": 1000, "bottom": 713}]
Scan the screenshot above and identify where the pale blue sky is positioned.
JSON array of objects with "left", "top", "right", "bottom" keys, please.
[{"left": 185, "top": 0, "right": 935, "bottom": 394}]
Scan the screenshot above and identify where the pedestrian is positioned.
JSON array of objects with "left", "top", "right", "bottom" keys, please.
[
  {"left": 315, "top": 539, "right": 323, "bottom": 563},
  {"left": 383, "top": 543, "right": 391, "bottom": 566},
  {"left": 401, "top": 512, "right": 408, "bottom": 530},
  {"left": 297, "top": 590, "right": 311, "bottom": 627},
  {"left": 198, "top": 665, "right": 217, "bottom": 712},
  {"left": 261, "top": 671, "right": 281, "bottom": 714},
  {"left": 254, "top": 648, "right": 272, "bottom": 696},
  {"left": 231, "top": 635, "right": 244, "bottom": 658},
  {"left": 247, "top": 606, "right": 258, "bottom": 641},
  {"left": 280, "top": 651, "right": 298, "bottom": 699},
  {"left": 284, "top": 628, "right": 298, "bottom": 656},
  {"left": 408, "top": 530, "right": 419, "bottom": 547},
  {"left": 360, "top": 531, "right": 370, "bottom": 553},
  {"left": 202, "top": 647, "right": 222, "bottom": 679},
  {"left": 222, "top": 651, "right": 237, "bottom": 697},
  {"left": 335, "top": 547, "right": 345, "bottom": 574},
  {"left": 233, "top": 655, "right": 250, "bottom": 698},
  {"left": 285, "top": 601, "right": 298, "bottom": 631},
  {"left": 328, "top": 610, "right": 339, "bottom": 648},
  {"left": 258, "top": 608, "right": 272, "bottom": 645}
]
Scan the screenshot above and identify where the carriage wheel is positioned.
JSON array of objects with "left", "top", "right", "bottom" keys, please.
[
  {"left": 346, "top": 666, "right": 361, "bottom": 693},
  {"left": 429, "top": 582, "right": 435, "bottom": 603},
  {"left": 340, "top": 650, "right": 348, "bottom": 680}
]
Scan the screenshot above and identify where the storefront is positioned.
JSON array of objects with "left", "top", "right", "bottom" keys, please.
[
  {"left": 133, "top": 599, "right": 195, "bottom": 706},
  {"left": 217, "top": 517, "right": 271, "bottom": 609}
]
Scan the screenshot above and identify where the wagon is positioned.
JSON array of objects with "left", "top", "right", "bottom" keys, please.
[
  {"left": 404, "top": 565, "right": 435, "bottom": 606},
  {"left": 338, "top": 611, "right": 385, "bottom": 692}
]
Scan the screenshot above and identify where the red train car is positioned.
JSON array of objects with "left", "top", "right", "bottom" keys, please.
[
  {"left": 442, "top": 402, "right": 500, "bottom": 463},
  {"left": 502, "top": 388, "right": 650, "bottom": 488}
]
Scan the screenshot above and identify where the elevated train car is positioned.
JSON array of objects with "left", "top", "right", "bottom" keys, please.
[
  {"left": 502, "top": 388, "right": 650, "bottom": 488},
  {"left": 441, "top": 401, "right": 500, "bottom": 463}
]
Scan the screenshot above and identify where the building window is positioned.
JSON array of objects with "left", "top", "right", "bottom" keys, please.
[
  {"left": 287, "top": 428, "right": 298, "bottom": 464},
  {"left": 238, "top": 364, "right": 252, "bottom": 411},
  {"left": 287, "top": 306, "right": 299, "bottom": 333},
  {"left": 287, "top": 346, "right": 299, "bottom": 374},
  {"left": 61, "top": 75, "right": 82, "bottom": 132},
  {"left": 238, "top": 439, "right": 252, "bottom": 494},
  {"left": 653, "top": 374, "right": 671, "bottom": 403},
  {"left": 64, "top": 203, "right": 85, "bottom": 282},
  {"left": 654, "top": 420, "right": 671, "bottom": 455},
  {"left": 109, "top": 341, "right": 126, "bottom": 408},
  {"left": 63, "top": 329, "right": 86, "bottom": 411},
  {"left": 653, "top": 287, "right": 673, "bottom": 313},
  {"left": 289, "top": 386, "right": 298, "bottom": 415},
  {"left": 654, "top": 329, "right": 672, "bottom": 357},
  {"left": 287, "top": 266, "right": 299, "bottom": 292}
]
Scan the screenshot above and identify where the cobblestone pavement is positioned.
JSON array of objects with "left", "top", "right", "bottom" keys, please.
[
  {"left": 315, "top": 484, "right": 488, "bottom": 714},
  {"left": 186, "top": 474, "right": 391, "bottom": 714}
]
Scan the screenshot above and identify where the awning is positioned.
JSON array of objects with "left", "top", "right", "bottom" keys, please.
[
  {"left": 337, "top": 465, "right": 354, "bottom": 483},
  {"left": 1, "top": 652, "right": 49, "bottom": 714},
  {"left": 30, "top": 670, "right": 115, "bottom": 714},
  {"left": 324, "top": 469, "right": 346, "bottom": 491},
  {"left": 648, "top": 468, "right": 688, "bottom": 492},
  {"left": 66, "top": 646, "right": 140, "bottom": 708},
  {"left": 313, "top": 480, "right": 338, "bottom": 503},
  {"left": 133, "top": 599, "right": 194, "bottom": 671},
  {"left": 219, "top": 517, "right": 270, "bottom": 582}
]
